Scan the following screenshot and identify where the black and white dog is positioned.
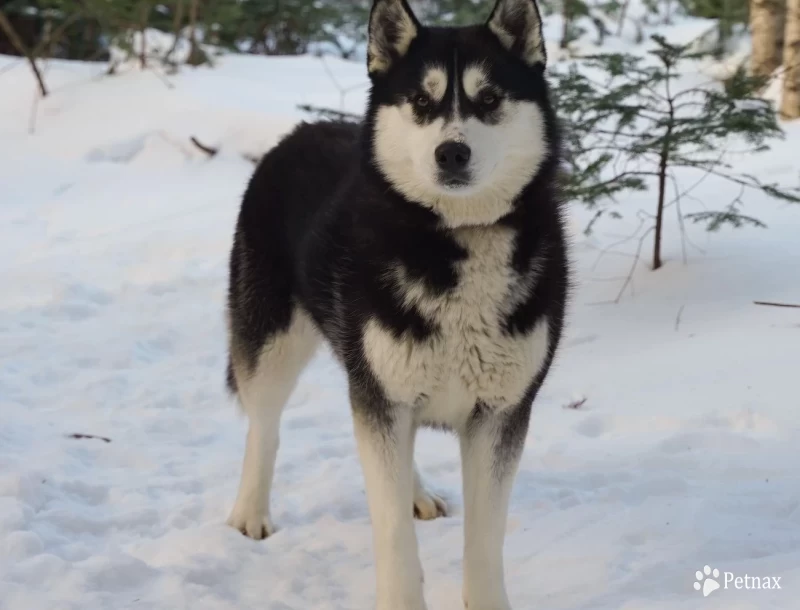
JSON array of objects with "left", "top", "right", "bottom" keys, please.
[{"left": 225, "top": 0, "right": 568, "bottom": 607}]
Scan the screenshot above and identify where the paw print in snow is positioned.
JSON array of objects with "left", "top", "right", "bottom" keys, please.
[{"left": 694, "top": 565, "right": 720, "bottom": 597}]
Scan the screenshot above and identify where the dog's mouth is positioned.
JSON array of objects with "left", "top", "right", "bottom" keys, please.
[{"left": 437, "top": 171, "right": 472, "bottom": 190}]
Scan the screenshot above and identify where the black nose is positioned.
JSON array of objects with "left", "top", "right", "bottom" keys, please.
[{"left": 435, "top": 141, "right": 471, "bottom": 172}]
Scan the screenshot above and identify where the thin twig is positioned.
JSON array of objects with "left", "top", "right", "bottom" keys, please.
[
  {"left": 190, "top": 136, "right": 218, "bottom": 156},
  {"left": 615, "top": 226, "right": 655, "bottom": 303},
  {"left": 754, "top": 301, "right": 800, "bottom": 308},
  {"left": 0, "top": 9, "right": 48, "bottom": 96},
  {"left": 297, "top": 103, "right": 362, "bottom": 122},
  {"left": 148, "top": 66, "right": 175, "bottom": 89},
  {"left": 591, "top": 216, "right": 647, "bottom": 271},
  {"left": 66, "top": 433, "right": 112, "bottom": 443},
  {"left": 564, "top": 396, "right": 588, "bottom": 410},
  {"left": 190, "top": 136, "right": 259, "bottom": 164},
  {"left": 662, "top": 170, "right": 689, "bottom": 264},
  {"left": 675, "top": 304, "right": 685, "bottom": 331},
  {"left": 29, "top": 81, "right": 41, "bottom": 134},
  {"left": 318, "top": 55, "right": 368, "bottom": 110},
  {"left": 34, "top": 11, "right": 81, "bottom": 59}
]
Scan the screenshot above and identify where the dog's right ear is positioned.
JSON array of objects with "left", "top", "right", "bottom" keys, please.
[
  {"left": 367, "top": 0, "right": 420, "bottom": 77},
  {"left": 488, "top": 0, "right": 547, "bottom": 67}
]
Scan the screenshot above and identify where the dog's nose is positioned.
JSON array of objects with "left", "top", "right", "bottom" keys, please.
[{"left": 435, "top": 141, "right": 471, "bottom": 172}]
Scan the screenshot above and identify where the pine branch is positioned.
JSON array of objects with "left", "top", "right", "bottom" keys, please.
[{"left": 556, "top": 32, "right": 795, "bottom": 267}]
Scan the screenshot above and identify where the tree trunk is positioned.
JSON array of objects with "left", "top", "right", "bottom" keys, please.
[
  {"left": 654, "top": 149, "right": 667, "bottom": 270},
  {"left": 164, "top": 0, "right": 185, "bottom": 64},
  {"left": 188, "top": 0, "right": 198, "bottom": 49},
  {"left": 750, "top": 0, "right": 785, "bottom": 77},
  {"left": 139, "top": 26, "right": 147, "bottom": 68},
  {"left": 781, "top": 0, "right": 800, "bottom": 118},
  {"left": 616, "top": 0, "right": 631, "bottom": 36},
  {"left": 139, "top": 1, "right": 151, "bottom": 69},
  {"left": 654, "top": 89, "right": 676, "bottom": 271},
  {"left": 776, "top": 0, "right": 787, "bottom": 60},
  {"left": 561, "top": 0, "right": 573, "bottom": 49},
  {"left": 717, "top": 0, "right": 733, "bottom": 55},
  {"left": 186, "top": 0, "right": 205, "bottom": 65}
]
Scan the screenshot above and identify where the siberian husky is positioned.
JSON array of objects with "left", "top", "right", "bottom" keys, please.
[{"left": 225, "top": 0, "right": 569, "bottom": 607}]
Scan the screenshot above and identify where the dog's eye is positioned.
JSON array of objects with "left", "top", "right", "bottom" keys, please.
[
  {"left": 413, "top": 94, "right": 431, "bottom": 108},
  {"left": 480, "top": 93, "right": 500, "bottom": 109}
]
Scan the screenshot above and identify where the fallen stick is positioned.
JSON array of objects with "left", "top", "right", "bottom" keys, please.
[
  {"left": 190, "top": 135, "right": 217, "bottom": 157},
  {"left": 753, "top": 301, "right": 800, "bottom": 309},
  {"left": 675, "top": 304, "right": 685, "bottom": 332},
  {"left": 297, "top": 103, "right": 362, "bottom": 122},
  {"left": 563, "top": 395, "right": 588, "bottom": 410},
  {"left": 66, "top": 433, "right": 111, "bottom": 443},
  {"left": 190, "top": 136, "right": 259, "bottom": 164}
]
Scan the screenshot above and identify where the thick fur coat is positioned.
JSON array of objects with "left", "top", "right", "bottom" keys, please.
[{"left": 224, "top": 1, "right": 569, "bottom": 608}]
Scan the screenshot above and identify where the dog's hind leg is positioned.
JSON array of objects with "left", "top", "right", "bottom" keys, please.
[{"left": 227, "top": 309, "right": 320, "bottom": 539}]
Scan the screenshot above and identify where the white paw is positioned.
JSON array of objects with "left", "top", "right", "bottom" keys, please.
[
  {"left": 377, "top": 591, "right": 428, "bottom": 610},
  {"left": 227, "top": 503, "right": 274, "bottom": 540},
  {"left": 377, "top": 603, "right": 427, "bottom": 610},
  {"left": 463, "top": 598, "right": 511, "bottom": 610},
  {"left": 413, "top": 486, "right": 448, "bottom": 520},
  {"left": 464, "top": 586, "right": 511, "bottom": 609}
]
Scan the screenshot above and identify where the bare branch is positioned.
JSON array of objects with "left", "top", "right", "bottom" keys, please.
[
  {"left": 615, "top": 226, "right": 655, "bottom": 303},
  {"left": 753, "top": 301, "right": 800, "bottom": 308},
  {"left": 190, "top": 136, "right": 259, "bottom": 164},
  {"left": 675, "top": 304, "right": 685, "bottom": 331},
  {"left": 591, "top": 216, "right": 648, "bottom": 272},
  {"left": 191, "top": 136, "right": 218, "bottom": 156},
  {"left": 67, "top": 433, "right": 112, "bottom": 443},
  {"left": 0, "top": 9, "right": 48, "bottom": 96}
]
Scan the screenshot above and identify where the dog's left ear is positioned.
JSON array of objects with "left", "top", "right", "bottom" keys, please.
[
  {"left": 487, "top": 0, "right": 547, "bottom": 67},
  {"left": 367, "top": 0, "right": 420, "bottom": 76}
]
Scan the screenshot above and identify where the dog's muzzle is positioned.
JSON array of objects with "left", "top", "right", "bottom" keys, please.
[{"left": 435, "top": 141, "right": 472, "bottom": 187}]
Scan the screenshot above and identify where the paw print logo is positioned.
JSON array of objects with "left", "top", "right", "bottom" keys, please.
[{"left": 694, "top": 565, "right": 721, "bottom": 597}]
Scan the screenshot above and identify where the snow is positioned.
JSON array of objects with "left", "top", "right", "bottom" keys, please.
[{"left": 2, "top": 24, "right": 800, "bottom": 610}]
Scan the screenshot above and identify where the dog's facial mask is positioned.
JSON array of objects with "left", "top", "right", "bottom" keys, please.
[{"left": 368, "top": 0, "right": 551, "bottom": 228}]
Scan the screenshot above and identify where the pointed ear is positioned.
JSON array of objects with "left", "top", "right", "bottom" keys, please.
[
  {"left": 367, "top": 0, "right": 420, "bottom": 76},
  {"left": 487, "top": 0, "right": 547, "bottom": 67}
]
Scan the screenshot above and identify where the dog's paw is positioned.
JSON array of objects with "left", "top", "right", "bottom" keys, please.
[
  {"left": 226, "top": 505, "right": 274, "bottom": 540},
  {"left": 463, "top": 599, "right": 511, "bottom": 610},
  {"left": 463, "top": 592, "right": 511, "bottom": 610},
  {"left": 413, "top": 487, "right": 448, "bottom": 520}
]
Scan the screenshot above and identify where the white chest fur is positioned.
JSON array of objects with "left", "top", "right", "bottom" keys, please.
[{"left": 362, "top": 225, "right": 549, "bottom": 428}]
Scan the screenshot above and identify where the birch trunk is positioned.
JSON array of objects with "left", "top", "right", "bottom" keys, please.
[
  {"left": 750, "top": 0, "right": 785, "bottom": 77},
  {"left": 781, "top": 0, "right": 800, "bottom": 118}
]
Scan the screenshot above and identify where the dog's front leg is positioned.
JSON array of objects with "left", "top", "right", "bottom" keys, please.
[
  {"left": 351, "top": 388, "right": 426, "bottom": 610},
  {"left": 460, "top": 404, "right": 531, "bottom": 610}
]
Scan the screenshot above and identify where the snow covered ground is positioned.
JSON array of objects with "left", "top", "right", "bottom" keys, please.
[{"left": 1, "top": 33, "right": 799, "bottom": 610}]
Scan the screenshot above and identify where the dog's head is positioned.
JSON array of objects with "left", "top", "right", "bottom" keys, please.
[{"left": 365, "top": 0, "right": 555, "bottom": 227}]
